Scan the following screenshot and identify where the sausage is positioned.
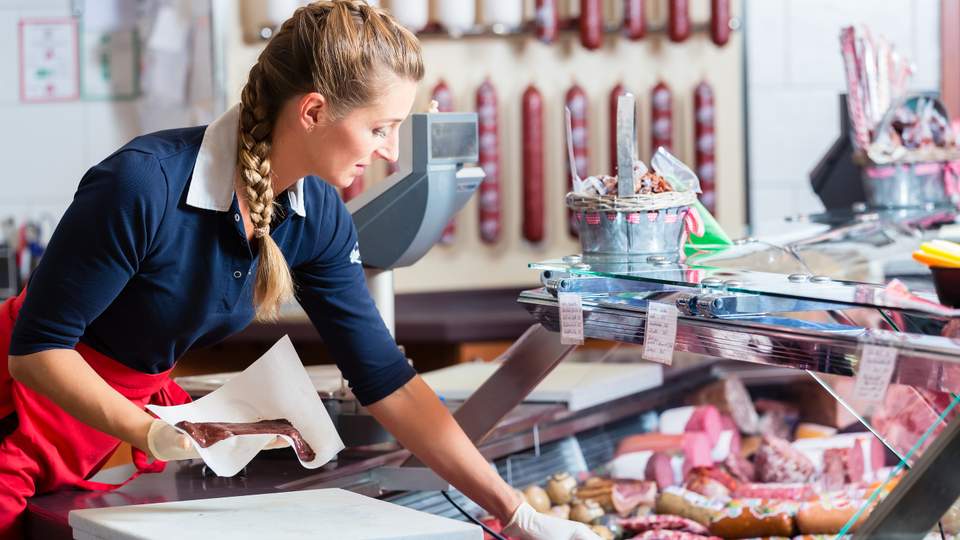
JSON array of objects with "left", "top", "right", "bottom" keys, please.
[
  {"left": 566, "top": 83, "right": 589, "bottom": 236},
  {"left": 342, "top": 175, "right": 364, "bottom": 202},
  {"left": 708, "top": 500, "right": 796, "bottom": 538},
  {"left": 535, "top": 0, "right": 559, "bottom": 43},
  {"left": 623, "top": 0, "right": 645, "bottom": 40},
  {"left": 476, "top": 78, "right": 501, "bottom": 244},
  {"left": 710, "top": 0, "right": 731, "bottom": 47},
  {"left": 522, "top": 85, "right": 545, "bottom": 243},
  {"left": 733, "top": 482, "right": 816, "bottom": 501},
  {"left": 579, "top": 0, "right": 603, "bottom": 50},
  {"left": 432, "top": 80, "right": 457, "bottom": 245},
  {"left": 609, "top": 82, "right": 628, "bottom": 176},
  {"left": 694, "top": 81, "right": 716, "bottom": 214},
  {"left": 668, "top": 0, "right": 691, "bottom": 42},
  {"left": 645, "top": 451, "right": 677, "bottom": 490},
  {"left": 621, "top": 515, "right": 711, "bottom": 535},
  {"left": 651, "top": 81, "right": 674, "bottom": 155},
  {"left": 656, "top": 487, "right": 725, "bottom": 527},
  {"left": 796, "top": 498, "right": 870, "bottom": 534}
]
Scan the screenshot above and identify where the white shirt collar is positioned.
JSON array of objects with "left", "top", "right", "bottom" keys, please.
[{"left": 187, "top": 104, "right": 306, "bottom": 217}]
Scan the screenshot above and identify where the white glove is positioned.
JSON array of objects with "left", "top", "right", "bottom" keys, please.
[
  {"left": 146, "top": 420, "right": 290, "bottom": 462},
  {"left": 502, "top": 502, "right": 603, "bottom": 540}
]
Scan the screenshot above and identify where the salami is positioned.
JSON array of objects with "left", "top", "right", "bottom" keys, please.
[
  {"left": 710, "top": 0, "right": 731, "bottom": 47},
  {"left": 623, "top": 0, "right": 645, "bottom": 40},
  {"left": 522, "top": 84, "right": 545, "bottom": 243},
  {"left": 733, "top": 482, "right": 816, "bottom": 501},
  {"left": 620, "top": 514, "right": 711, "bottom": 535},
  {"left": 667, "top": 0, "right": 691, "bottom": 43},
  {"left": 566, "top": 83, "right": 589, "bottom": 236},
  {"left": 754, "top": 435, "right": 816, "bottom": 484},
  {"left": 651, "top": 81, "right": 674, "bottom": 155},
  {"left": 476, "top": 78, "right": 501, "bottom": 244},
  {"left": 609, "top": 82, "right": 628, "bottom": 175},
  {"left": 579, "top": 0, "right": 603, "bottom": 50},
  {"left": 694, "top": 81, "right": 717, "bottom": 214},
  {"left": 535, "top": 0, "right": 559, "bottom": 43},
  {"left": 432, "top": 80, "right": 457, "bottom": 245}
]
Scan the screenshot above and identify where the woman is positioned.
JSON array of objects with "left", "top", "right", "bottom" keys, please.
[{"left": 0, "top": 2, "right": 599, "bottom": 539}]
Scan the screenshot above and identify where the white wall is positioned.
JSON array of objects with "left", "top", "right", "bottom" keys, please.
[{"left": 745, "top": 0, "right": 941, "bottom": 227}]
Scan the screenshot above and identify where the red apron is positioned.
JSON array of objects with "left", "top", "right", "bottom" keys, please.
[{"left": 0, "top": 290, "right": 191, "bottom": 538}]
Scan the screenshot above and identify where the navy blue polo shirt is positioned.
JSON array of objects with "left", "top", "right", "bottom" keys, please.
[{"left": 9, "top": 111, "right": 415, "bottom": 406}]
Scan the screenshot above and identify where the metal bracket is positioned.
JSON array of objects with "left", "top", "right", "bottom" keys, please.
[{"left": 402, "top": 324, "right": 576, "bottom": 468}]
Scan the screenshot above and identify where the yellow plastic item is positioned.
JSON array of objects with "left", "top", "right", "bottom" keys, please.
[
  {"left": 920, "top": 240, "right": 960, "bottom": 263},
  {"left": 912, "top": 250, "right": 960, "bottom": 268}
]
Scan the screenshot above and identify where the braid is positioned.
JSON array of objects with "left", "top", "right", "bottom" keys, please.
[
  {"left": 238, "top": 63, "right": 294, "bottom": 321},
  {"left": 234, "top": 0, "right": 423, "bottom": 319}
]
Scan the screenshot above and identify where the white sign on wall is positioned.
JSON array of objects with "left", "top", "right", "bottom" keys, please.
[{"left": 19, "top": 18, "right": 80, "bottom": 103}]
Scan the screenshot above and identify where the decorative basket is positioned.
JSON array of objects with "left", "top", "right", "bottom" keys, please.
[
  {"left": 566, "top": 190, "right": 697, "bottom": 260},
  {"left": 861, "top": 161, "right": 949, "bottom": 209}
]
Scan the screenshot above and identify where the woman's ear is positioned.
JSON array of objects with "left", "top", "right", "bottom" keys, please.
[{"left": 299, "top": 92, "right": 328, "bottom": 132}]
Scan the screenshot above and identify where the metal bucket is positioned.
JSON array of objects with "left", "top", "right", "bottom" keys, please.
[
  {"left": 573, "top": 205, "right": 689, "bottom": 260},
  {"left": 861, "top": 162, "right": 948, "bottom": 209}
]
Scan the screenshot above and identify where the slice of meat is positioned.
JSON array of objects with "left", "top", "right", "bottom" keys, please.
[
  {"left": 723, "top": 452, "right": 756, "bottom": 483},
  {"left": 682, "top": 432, "right": 715, "bottom": 474},
  {"left": 646, "top": 451, "right": 679, "bottom": 490},
  {"left": 822, "top": 448, "right": 848, "bottom": 490},
  {"left": 175, "top": 419, "right": 315, "bottom": 462},
  {"left": 612, "top": 480, "right": 658, "bottom": 516},
  {"left": 620, "top": 514, "right": 711, "bottom": 535},
  {"left": 685, "top": 406, "right": 723, "bottom": 448},
  {"left": 754, "top": 435, "right": 815, "bottom": 484},
  {"left": 689, "top": 378, "right": 760, "bottom": 435}
]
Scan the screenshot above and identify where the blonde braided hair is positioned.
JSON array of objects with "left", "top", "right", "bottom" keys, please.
[{"left": 237, "top": 1, "right": 423, "bottom": 320}]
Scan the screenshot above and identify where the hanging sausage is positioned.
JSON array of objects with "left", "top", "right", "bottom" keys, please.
[
  {"left": 482, "top": 0, "right": 524, "bottom": 29},
  {"left": 579, "top": 0, "right": 602, "bottom": 50},
  {"left": 667, "top": 0, "right": 690, "bottom": 43},
  {"left": 651, "top": 81, "right": 673, "bottom": 155},
  {"left": 389, "top": 0, "right": 429, "bottom": 32},
  {"left": 437, "top": 0, "right": 476, "bottom": 36},
  {"left": 609, "top": 82, "right": 628, "bottom": 176},
  {"left": 432, "top": 80, "right": 457, "bottom": 245},
  {"left": 694, "top": 81, "right": 717, "bottom": 215},
  {"left": 522, "top": 85, "right": 545, "bottom": 244},
  {"left": 477, "top": 79, "right": 502, "bottom": 244},
  {"left": 711, "top": 0, "right": 731, "bottom": 47},
  {"left": 566, "top": 84, "right": 589, "bottom": 237},
  {"left": 535, "top": 0, "right": 559, "bottom": 43},
  {"left": 623, "top": 0, "right": 645, "bottom": 40}
]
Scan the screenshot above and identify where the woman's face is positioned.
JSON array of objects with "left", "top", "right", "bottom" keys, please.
[{"left": 307, "top": 75, "right": 418, "bottom": 189}]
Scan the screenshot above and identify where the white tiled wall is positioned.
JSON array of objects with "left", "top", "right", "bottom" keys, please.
[{"left": 745, "top": 0, "right": 941, "bottom": 227}]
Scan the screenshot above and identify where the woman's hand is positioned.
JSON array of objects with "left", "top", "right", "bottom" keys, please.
[{"left": 503, "top": 502, "right": 603, "bottom": 540}]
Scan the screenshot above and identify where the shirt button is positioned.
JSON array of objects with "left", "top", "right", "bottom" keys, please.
[
  {"left": 233, "top": 271, "right": 242, "bottom": 278},
  {"left": 234, "top": 213, "right": 241, "bottom": 222}
]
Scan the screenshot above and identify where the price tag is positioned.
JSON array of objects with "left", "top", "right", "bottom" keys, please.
[
  {"left": 558, "top": 292, "right": 584, "bottom": 345},
  {"left": 643, "top": 302, "right": 678, "bottom": 365},
  {"left": 853, "top": 343, "right": 898, "bottom": 403}
]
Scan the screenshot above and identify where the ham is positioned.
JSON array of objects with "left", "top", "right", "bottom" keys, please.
[
  {"left": 646, "top": 451, "right": 678, "bottom": 490},
  {"left": 792, "top": 434, "right": 886, "bottom": 483},
  {"left": 685, "top": 406, "right": 723, "bottom": 448},
  {"left": 612, "top": 480, "right": 658, "bottom": 516}
]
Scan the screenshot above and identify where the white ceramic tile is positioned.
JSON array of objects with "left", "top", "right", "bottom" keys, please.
[
  {"left": 745, "top": 0, "right": 789, "bottom": 88},
  {"left": 748, "top": 88, "right": 839, "bottom": 187},
  {"left": 2, "top": 102, "right": 86, "bottom": 206}
]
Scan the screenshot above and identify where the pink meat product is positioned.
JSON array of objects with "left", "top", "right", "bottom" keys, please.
[
  {"left": 723, "top": 452, "right": 756, "bottom": 484},
  {"left": 689, "top": 378, "right": 760, "bottom": 435},
  {"left": 176, "top": 419, "right": 315, "bottom": 462},
  {"left": 685, "top": 406, "right": 723, "bottom": 448},
  {"left": 613, "top": 480, "right": 658, "bottom": 516},
  {"left": 623, "top": 0, "right": 645, "bottom": 40},
  {"left": 719, "top": 415, "right": 742, "bottom": 456},
  {"left": 521, "top": 84, "right": 545, "bottom": 243},
  {"left": 682, "top": 432, "right": 715, "bottom": 478},
  {"left": 732, "top": 483, "right": 816, "bottom": 501},
  {"left": 646, "top": 451, "right": 679, "bottom": 490},
  {"left": 631, "top": 531, "right": 721, "bottom": 540},
  {"left": 476, "top": 78, "right": 501, "bottom": 244},
  {"left": 620, "top": 514, "right": 710, "bottom": 535},
  {"left": 684, "top": 472, "right": 732, "bottom": 501},
  {"left": 617, "top": 433, "right": 684, "bottom": 456},
  {"left": 793, "top": 434, "right": 886, "bottom": 483},
  {"left": 754, "top": 435, "right": 816, "bottom": 484},
  {"left": 822, "top": 448, "right": 847, "bottom": 491}
]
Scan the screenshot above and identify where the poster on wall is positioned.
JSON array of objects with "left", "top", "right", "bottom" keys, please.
[
  {"left": 80, "top": 0, "right": 141, "bottom": 100},
  {"left": 18, "top": 18, "right": 80, "bottom": 103}
]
